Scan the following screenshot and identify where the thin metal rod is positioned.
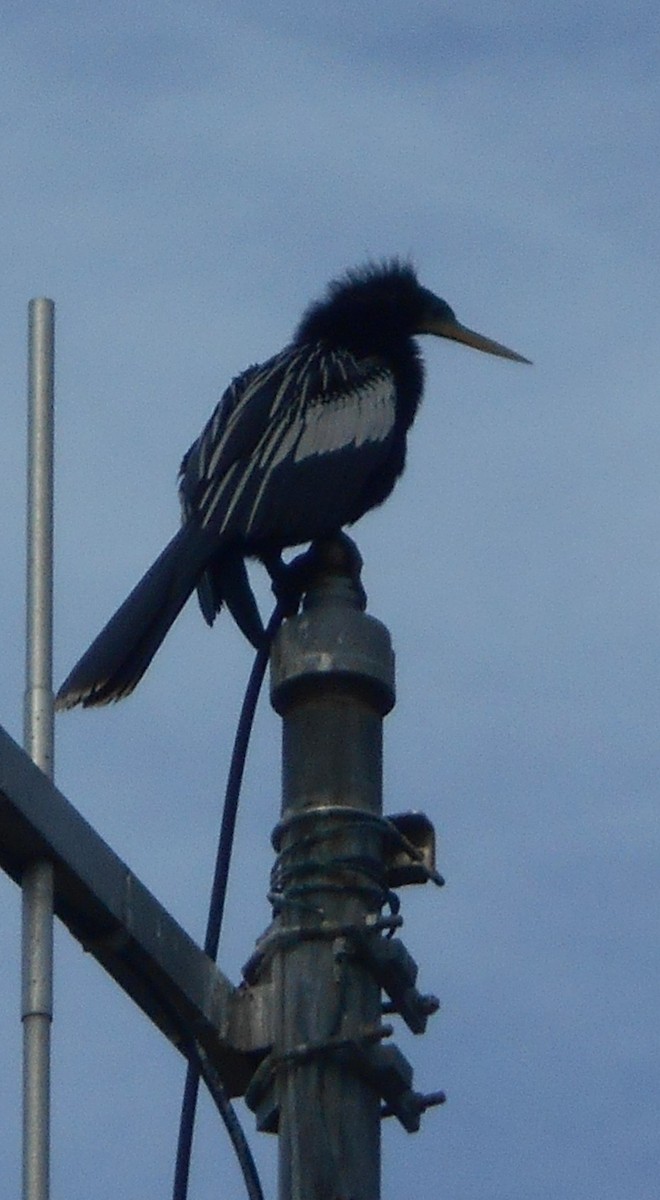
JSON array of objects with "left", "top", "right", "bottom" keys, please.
[{"left": 22, "top": 298, "right": 55, "bottom": 1200}]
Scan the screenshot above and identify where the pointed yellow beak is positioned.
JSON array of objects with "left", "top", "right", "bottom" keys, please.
[{"left": 421, "top": 314, "right": 531, "bottom": 364}]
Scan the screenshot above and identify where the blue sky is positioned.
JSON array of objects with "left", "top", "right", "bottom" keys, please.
[{"left": 1, "top": 3, "right": 658, "bottom": 1197}]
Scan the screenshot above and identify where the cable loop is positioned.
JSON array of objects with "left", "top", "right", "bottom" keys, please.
[{"left": 173, "top": 602, "right": 285, "bottom": 1200}]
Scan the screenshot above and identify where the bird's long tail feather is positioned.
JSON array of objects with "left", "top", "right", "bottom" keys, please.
[{"left": 56, "top": 526, "right": 213, "bottom": 709}]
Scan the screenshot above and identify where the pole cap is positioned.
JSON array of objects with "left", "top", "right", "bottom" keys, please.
[{"left": 270, "top": 538, "right": 395, "bottom": 715}]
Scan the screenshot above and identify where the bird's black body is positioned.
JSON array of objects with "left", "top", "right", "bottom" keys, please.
[{"left": 57, "top": 261, "right": 528, "bottom": 708}]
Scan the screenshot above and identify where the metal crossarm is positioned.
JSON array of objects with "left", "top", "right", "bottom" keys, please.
[{"left": 0, "top": 723, "right": 259, "bottom": 1096}]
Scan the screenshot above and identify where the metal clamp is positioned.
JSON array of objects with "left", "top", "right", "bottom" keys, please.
[
  {"left": 350, "top": 930, "right": 440, "bottom": 1035},
  {"left": 351, "top": 1042, "right": 446, "bottom": 1133}
]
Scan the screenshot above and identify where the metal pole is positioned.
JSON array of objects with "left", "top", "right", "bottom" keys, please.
[
  {"left": 269, "top": 540, "right": 395, "bottom": 1200},
  {"left": 22, "top": 298, "right": 55, "bottom": 1200}
]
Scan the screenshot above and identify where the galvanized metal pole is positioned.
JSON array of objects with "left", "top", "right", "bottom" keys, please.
[
  {"left": 269, "top": 540, "right": 395, "bottom": 1200},
  {"left": 22, "top": 298, "right": 55, "bottom": 1200}
]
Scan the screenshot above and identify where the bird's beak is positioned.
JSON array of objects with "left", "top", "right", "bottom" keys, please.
[{"left": 421, "top": 315, "right": 531, "bottom": 364}]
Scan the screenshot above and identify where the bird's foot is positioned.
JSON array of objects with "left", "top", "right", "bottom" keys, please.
[
  {"left": 264, "top": 534, "right": 367, "bottom": 616},
  {"left": 264, "top": 546, "right": 318, "bottom": 616}
]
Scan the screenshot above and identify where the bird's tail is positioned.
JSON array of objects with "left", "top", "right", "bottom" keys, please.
[{"left": 56, "top": 525, "right": 212, "bottom": 709}]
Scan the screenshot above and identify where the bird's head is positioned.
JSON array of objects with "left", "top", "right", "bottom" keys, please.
[{"left": 296, "top": 260, "right": 530, "bottom": 364}]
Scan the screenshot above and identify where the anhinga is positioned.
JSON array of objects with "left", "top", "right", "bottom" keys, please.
[{"left": 56, "top": 260, "right": 529, "bottom": 709}]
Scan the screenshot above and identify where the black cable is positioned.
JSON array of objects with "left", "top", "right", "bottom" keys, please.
[
  {"left": 172, "top": 603, "right": 285, "bottom": 1200},
  {"left": 158, "top": 986, "right": 265, "bottom": 1200},
  {"left": 185, "top": 1038, "right": 265, "bottom": 1200}
]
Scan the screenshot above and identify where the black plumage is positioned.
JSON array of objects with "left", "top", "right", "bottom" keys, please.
[{"left": 56, "top": 261, "right": 529, "bottom": 708}]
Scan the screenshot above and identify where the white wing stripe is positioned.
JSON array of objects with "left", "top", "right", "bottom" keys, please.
[
  {"left": 202, "top": 350, "right": 298, "bottom": 480},
  {"left": 262, "top": 413, "right": 302, "bottom": 471},
  {"left": 294, "top": 374, "right": 395, "bottom": 463}
]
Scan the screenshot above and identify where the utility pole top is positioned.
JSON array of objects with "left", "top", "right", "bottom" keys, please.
[
  {"left": 270, "top": 536, "right": 395, "bottom": 721},
  {"left": 243, "top": 536, "right": 442, "bottom": 1200}
]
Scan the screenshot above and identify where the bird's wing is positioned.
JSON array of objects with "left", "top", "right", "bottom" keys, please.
[
  {"left": 179, "top": 356, "right": 282, "bottom": 516},
  {"left": 180, "top": 344, "right": 398, "bottom": 546}
]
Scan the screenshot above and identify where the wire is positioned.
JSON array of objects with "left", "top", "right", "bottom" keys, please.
[
  {"left": 172, "top": 603, "right": 285, "bottom": 1200},
  {"left": 159, "top": 986, "right": 265, "bottom": 1200},
  {"left": 185, "top": 1037, "right": 265, "bottom": 1200}
]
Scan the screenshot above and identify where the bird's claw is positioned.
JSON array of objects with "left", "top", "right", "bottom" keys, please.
[
  {"left": 265, "top": 535, "right": 367, "bottom": 616},
  {"left": 267, "top": 546, "right": 319, "bottom": 616}
]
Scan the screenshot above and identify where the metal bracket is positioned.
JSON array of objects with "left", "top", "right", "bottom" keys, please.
[
  {"left": 384, "top": 811, "right": 442, "bottom": 887},
  {"left": 353, "top": 931, "right": 440, "bottom": 1034},
  {"left": 229, "top": 980, "right": 276, "bottom": 1055},
  {"left": 353, "top": 1043, "right": 446, "bottom": 1133}
]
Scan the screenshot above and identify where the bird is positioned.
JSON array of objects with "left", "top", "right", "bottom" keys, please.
[{"left": 56, "top": 260, "right": 529, "bottom": 709}]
